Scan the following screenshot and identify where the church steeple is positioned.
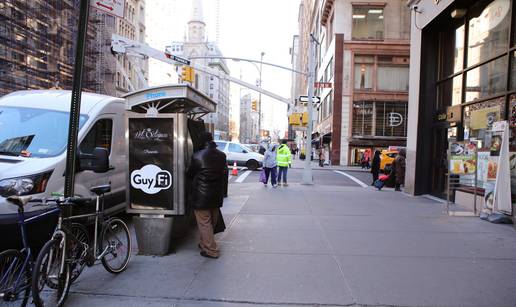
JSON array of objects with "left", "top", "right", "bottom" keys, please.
[{"left": 187, "top": 0, "right": 206, "bottom": 43}]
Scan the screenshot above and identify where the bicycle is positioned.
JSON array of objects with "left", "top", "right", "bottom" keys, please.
[
  {"left": 0, "top": 196, "right": 87, "bottom": 306},
  {"left": 31, "top": 184, "right": 132, "bottom": 307}
]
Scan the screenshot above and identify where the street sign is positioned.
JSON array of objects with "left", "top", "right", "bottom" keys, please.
[
  {"left": 298, "top": 95, "right": 320, "bottom": 103},
  {"left": 165, "top": 53, "right": 191, "bottom": 66},
  {"left": 91, "top": 0, "right": 124, "bottom": 18},
  {"left": 314, "top": 82, "right": 332, "bottom": 88}
]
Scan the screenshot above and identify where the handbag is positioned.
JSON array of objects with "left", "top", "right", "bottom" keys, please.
[
  {"left": 259, "top": 169, "right": 267, "bottom": 183},
  {"left": 213, "top": 209, "right": 226, "bottom": 234}
]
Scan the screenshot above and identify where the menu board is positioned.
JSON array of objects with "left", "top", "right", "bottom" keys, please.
[{"left": 449, "top": 141, "right": 477, "bottom": 175}]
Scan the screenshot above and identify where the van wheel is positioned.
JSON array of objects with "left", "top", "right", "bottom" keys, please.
[{"left": 246, "top": 160, "right": 259, "bottom": 171}]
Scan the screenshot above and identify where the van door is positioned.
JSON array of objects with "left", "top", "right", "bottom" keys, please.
[{"left": 75, "top": 118, "right": 114, "bottom": 212}]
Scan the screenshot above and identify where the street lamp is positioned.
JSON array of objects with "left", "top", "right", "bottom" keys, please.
[{"left": 258, "top": 51, "right": 264, "bottom": 141}]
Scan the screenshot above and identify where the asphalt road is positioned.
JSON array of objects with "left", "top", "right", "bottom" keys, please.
[{"left": 228, "top": 167, "right": 371, "bottom": 187}]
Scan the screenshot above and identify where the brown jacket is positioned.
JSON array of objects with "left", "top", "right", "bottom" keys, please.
[{"left": 393, "top": 149, "right": 406, "bottom": 185}]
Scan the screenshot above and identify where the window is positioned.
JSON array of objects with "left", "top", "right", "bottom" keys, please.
[
  {"left": 467, "top": 0, "right": 510, "bottom": 66},
  {"left": 228, "top": 143, "right": 244, "bottom": 153},
  {"left": 375, "top": 101, "right": 408, "bottom": 137},
  {"left": 377, "top": 66, "right": 409, "bottom": 91},
  {"left": 352, "top": 101, "right": 374, "bottom": 136},
  {"left": 214, "top": 142, "right": 226, "bottom": 150},
  {"left": 437, "top": 75, "right": 463, "bottom": 109},
  {"left": 79, "top": 119, "right": 113, "bottom": 154},
  {"left": 354, "top": 63, "right": 373, "bottom": 90},
  {"left": 352, "top": 7, "right": 384, "bottom": 40},
  {"left": 465, "top": 55, "right": 508, "bottom": 102},
  {"left": 439, "top": 24, "right": 465, "bottom": 78}
]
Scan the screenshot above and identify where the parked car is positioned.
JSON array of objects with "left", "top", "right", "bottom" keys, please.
[
  {"left": 214, "top": 141, "right": 263, "bottom": 170},
  {"left": 0, "top": 90, "right": 127, "bottom": 251},
  {"left": 380, "top": 150, "right": 398, "bottom": 173}
]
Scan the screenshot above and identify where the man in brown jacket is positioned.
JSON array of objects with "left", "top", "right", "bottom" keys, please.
[{"left": 392, "top": 148, "right": 406, "bottom": 191}]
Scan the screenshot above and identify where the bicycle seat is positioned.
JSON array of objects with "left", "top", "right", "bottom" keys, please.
[
  {"left": 7, "top": 195, "right": 33, "bottom": 207},
  {"left": 90, "top": 184, "right": 111, "bottom": 196}
]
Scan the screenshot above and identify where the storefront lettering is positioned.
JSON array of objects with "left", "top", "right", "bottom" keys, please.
[{"left": 388, "top": 112, "right": 403, "bottom": 127}]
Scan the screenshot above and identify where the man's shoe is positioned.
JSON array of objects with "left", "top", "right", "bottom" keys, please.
[
  {"left": 283, "top": 183, "right": 288, "bottom": 187},
  {"left": 200, "top": 251, "right": 219, "bottom": 259},
  {"left": 272, "top": 184, "right": 277, "bottom": 188}
]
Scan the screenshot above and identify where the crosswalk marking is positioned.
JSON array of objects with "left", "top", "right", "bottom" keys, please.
[
  {"left": 235, "top": 170, "right": 252, "bottom": 183},
  {"left": 333, "top": 170, "right": 368, "bottom": 188}
]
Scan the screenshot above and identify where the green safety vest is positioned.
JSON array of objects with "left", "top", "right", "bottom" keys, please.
[{"left": 276, "top": 145, "right": 292, "bottom": 167}]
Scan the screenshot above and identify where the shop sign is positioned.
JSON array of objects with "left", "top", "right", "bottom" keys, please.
[
  {"left": 485, "top": 0, "right": 510, "bottom": 31},
  {"left": 436, "top": 112, "right": 447, "bottom": 121},
  {"left": 388, "top": 112, "right": 403, "bottom": 127},
  {"left": 446, "top": 105, "right": 461, "bottom": 123}
]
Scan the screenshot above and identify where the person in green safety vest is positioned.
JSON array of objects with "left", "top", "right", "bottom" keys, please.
[{"left": 276, "top": 139, "right": 292, "bottom": 186}]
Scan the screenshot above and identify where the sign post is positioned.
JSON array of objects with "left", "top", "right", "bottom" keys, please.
[
  {"left": 64, "top": 0, "right": 91, "bottom": 198},
  {"left": 302, "top": 36, "right": 316, "bottom": 185}
]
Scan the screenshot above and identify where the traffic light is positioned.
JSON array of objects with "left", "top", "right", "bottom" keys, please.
[
  {"left": 251, "top": 100, "right": 258, "bottom": 111},
  {"left": 181, "top": 66, "right": 194, "bottom": 83}
]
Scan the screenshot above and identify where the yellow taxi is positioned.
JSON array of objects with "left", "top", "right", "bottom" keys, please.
[{"left": 380, "top": 150, "right": 398, "bottom": 173}]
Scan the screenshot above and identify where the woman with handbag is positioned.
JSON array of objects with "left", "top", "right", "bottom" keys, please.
[{"left": 262, "top": 143, "right": 278, "bottom": 188}]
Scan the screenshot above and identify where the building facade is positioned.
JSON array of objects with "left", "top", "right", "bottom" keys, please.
[
  {"left": 0, "top": 0, "right": 147, "bottom": 97},
  {"left": 294, "top": 0, "right": 410, "bottom": 165},
  {"left": 239, "top": 93, "right": 259, "bottom": 144},
  {"left": 169, "top": 0, "right": 230, "bottom": 139},
  {"left": 406, "top": 0, "right": 516, "bottom": 219}
]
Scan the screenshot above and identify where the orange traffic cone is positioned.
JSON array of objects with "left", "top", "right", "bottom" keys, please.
[{"left": 231, "top": 161, "right": 238, "bottom": 176}]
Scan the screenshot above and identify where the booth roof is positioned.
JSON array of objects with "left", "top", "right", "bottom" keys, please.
[{"left": 123, "top": 84, "right": 216, "bottom": 114}]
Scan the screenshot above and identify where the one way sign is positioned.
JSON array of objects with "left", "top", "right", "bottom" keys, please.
[
  {"left": 298, "top": 95, "right": 320, "bottom": 104},
  {"left": 91, "top": 0, "right": 124, "bottom": 18}
]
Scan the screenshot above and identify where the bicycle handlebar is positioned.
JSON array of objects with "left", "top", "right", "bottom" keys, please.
[{"left": 27, "top": 196, "right": 93, "bottom": 207}]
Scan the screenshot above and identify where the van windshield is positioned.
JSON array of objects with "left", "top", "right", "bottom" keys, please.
[{"left": 0, "top": 107, "right": 88, "bottom": 158}]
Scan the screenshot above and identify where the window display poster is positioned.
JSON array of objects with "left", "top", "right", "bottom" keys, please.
[
  {"left": 129, "top": 118, "right": 174, "bottom": 211},
  {"left": 449, "top": 141, "right": 477, "bottom": 175},
  {"left": 477, "top": 151, "right": 490, "bottom": 186},
  {"left": 487, "top": 157, "right": 498, "bottom": 181},
  {"left": 490, "top": 121, "right": 512, "bottom": 214},
  {"left": 470, "top": 106, "right": 500, "bottom": 130}
]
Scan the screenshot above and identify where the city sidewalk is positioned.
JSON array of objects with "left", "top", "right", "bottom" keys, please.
[{"left": 66, "top": 182, "right": 516, "bottom": 307}]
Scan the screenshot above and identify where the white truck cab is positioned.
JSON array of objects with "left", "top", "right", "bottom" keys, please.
[{"left": 0, "top": 90, "right": 126, "bottom": 250}]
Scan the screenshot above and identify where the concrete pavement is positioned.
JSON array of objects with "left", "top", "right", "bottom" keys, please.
[{"left": 65, "top": 179, "right": 516, "bottom": 307}]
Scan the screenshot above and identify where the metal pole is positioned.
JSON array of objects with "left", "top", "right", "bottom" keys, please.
[
  {"left": 258, "top": 52, "right": 264, "bottom": 141},
  {"left": 302, "top": 37, "right": 315, "bottom": 185},
  {"left": 64, "top": 0, "right": 90, "bottom": 197}
]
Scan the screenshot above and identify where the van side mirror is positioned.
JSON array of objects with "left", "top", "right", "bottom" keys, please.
[{"left": 78, "top": 147, "right": 110, "bottom": 173}]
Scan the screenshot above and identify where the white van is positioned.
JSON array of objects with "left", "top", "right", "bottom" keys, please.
[{"left": 0, "top": 90, "right": 126, "bottom": 250}]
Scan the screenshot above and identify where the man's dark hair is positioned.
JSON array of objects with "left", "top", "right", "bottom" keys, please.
[
  {"left": 281, "top": 139, "right": 287, "bottom": 144},
  {"left": 201, "top": 131, "right": 213, "bottom": 144}
]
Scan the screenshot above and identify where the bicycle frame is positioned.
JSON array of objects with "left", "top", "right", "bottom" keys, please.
[{"left": 1, "top": 204, "right": 59, "bottom": 300}]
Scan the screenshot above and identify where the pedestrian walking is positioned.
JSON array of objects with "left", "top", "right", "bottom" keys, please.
[
  {"left": 371, "top": 150, "right": 381, "bottom": 185},
  {"left": 392, "top": 148, "right": 406, "bottom": 191},
  {"left": 276, "top": 139, "right": 292, "bottom": 186},
  {"left": 263, "top": 143, "right": 278, "bottom": 188},
  {"left": 187, "top": 132, "right": 227, "bottom": 259},
  {"left": 318, "top": 147, "right": 324, "bottom": 167}
]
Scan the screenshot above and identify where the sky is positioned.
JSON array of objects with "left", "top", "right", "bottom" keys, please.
[{"left": 146, "top": 0, "right": 301, "bottom": 138}]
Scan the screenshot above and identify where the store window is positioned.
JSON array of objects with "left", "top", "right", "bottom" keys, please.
[
  {"left": 467, "top": 0, "right": 510, "bottom": 66},
  {"left": 511, "top": 51, "right": 516, "bottom": 90},
  {"left": 463, "top": 97, "right": 505, "bottom": 144},
  {"left": 354, "top": 56, "right": 374, "bottom": 90},
  {"left": 465, "top": 55, "right": 508, "bottom": 102},
  {"left": 352, "top": 6, "right": 384, "bottom": 40},
  {"left": 437, "top": 75, "right": 463, "bottom": 109},
  {"left": 352, "top": 101, "right": 374, "bottom": 136},
  {"left": 375, "top": 102, "right": 408, "bottom": 137},
  {"left": 439, "top": 24, "right": 464, "bottom": 78},
  {"left": 377, "top": 66, "right": 409, "bottom": 91}
]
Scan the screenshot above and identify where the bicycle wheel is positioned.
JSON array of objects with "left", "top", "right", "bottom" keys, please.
[
  {"left": 68, "top": 223, "right": 89, "bottom": 283},
  {"left": 100, "top": 218, "right": 132, "bottom": 273},
  {"left": 32, "top": 239, "right": 71, "bottom": 307},
  {"left": 0, "top": 249, "right": 30, "bottom": 306}
]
